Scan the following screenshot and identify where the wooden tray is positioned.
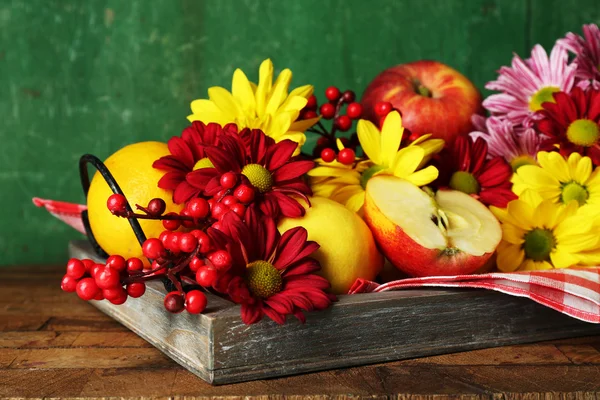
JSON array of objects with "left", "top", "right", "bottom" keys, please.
[{"left": 69, "top": 240, "right": 600, "bottom": 385}]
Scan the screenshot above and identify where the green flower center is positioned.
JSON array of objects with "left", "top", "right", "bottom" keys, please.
[
  {"left": 510, "top": 155, "right": 537, "bottom": 171},
  {"left": 193, "top": 157, "right": 215, "bottom": 171},
  {"left": 561, "top": 181, "right": 589, "bottom": 206},
  {"left": 449, "top": 171, "right": 480, "bottom": 195},
  {"left": 360, "top": 165, "right": 386, "bottom": 189},
  {"left": 523, "top": 228, "right": 556, "bottom": 262},
  {"left": 566, "top": 119, "right": 600, "bottom": 147},
  {"left": 245, "top": 260, "right": 282, "bottom": 299},
  {"left": 528, "top": 86, "right": 560, "bottom": 112},
  {"left": 241, "top": 164, "right": 273, "bottom": 193}
]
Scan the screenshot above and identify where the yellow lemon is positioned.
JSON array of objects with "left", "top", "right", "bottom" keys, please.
[
  {"left": 87, "top": 141, "right": 184, "bottom": 261},
  {"left": 278, "top": 197, "right": 383, "bottom": 294}
]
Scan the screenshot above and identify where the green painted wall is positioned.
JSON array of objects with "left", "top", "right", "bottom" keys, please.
[{"left": 1, "top": 0, "right": 599, "bottom": 265}]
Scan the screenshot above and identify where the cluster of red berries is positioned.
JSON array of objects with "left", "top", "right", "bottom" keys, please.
[
  {"left": 60, "top": 256, "right": 146, "bottom": 305},
  {"left": 301, "top": 87, "right": 362, "bottom": 132}
]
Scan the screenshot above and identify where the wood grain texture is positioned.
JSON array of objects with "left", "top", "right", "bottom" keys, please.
[
  {"left": 3, "top": 0, "right": 600, "bottom": 266},
  {"left": 1, "top": 263, "right": 600, "bottom": 397},
  {"left": 65, "top": 240, "right": 600, "bottom": 385}
]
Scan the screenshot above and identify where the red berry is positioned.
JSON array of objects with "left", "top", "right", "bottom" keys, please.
[
  {"left": 231, "top": 203, "right": 246, "bottom": 217},
  {"left": 178, "top": 233, "right": 198, "bottom": 253},
  {"left": 103, "top": 287, "right": 125, "bottom": 300},
  {"left": 317, "top": 136, "right": 329, "bottom": 146},
  {"left": 93, "top": 291, "right": 105, "bottom": 301},
  {"left": 95, "top": 266, "right": 121, "bottom": 290},
  {"left": 159, "top": 230, "right": 170, "bottom": 244},
  {"left": 342, "top": 90, "right": 356, "bottom": 103},
  {"left": 61, "top": 275, "right": 78, "bottom": 292},
  {"left": 306, "top": 94, "right": 318, "bottom": 110},
  {"left": 303, "top": 110, "right": 318, "bottom": 119},
  {"left": 147, "top": 198, "right": 166, "bottom": 216},
  {"left": 109, "top": 291, "right": 128, "bottom": 305},
  {"left": 196, "top": 266, "right": 218, "bottom": 287},
  {"left": 220, "top": 172, "right": 238, "bottom": 189},
  {"left": 409, "top": 132, "right": 421, "bottom": 142},
  {"left": 90, "top": 263, "right": 104, "bottom": 278},
  {"left": 207, "top": 198, "right": 216, "bottom": 209},
  {"left": 142, "top": 238, "right": 166, "bottom": 259},
  {"left": 337, "top": 148, "right": 356, "bottom": 165},
  {"left": 325, "top": 86, "right": 341, "bottom": 101},
  {"left": 162, "top": 213, "right": 181, "bottom": 231},
  {"left": 165, "top": 232, "right": 181, "bottom": 253},
  {"left": 215, "top": 189, "right": 228, "bottom": 200},
  {"left": 76, "top": 278, "right": 100, "bottom": 301},
  {"left": 211, "top": 222, "right": 223, "bottom": 231},
  {"left": 106, "top": 255, "right": 126, "bottom": 272},
  {"left": 319, "top": 103, "right": 335, "bottom": 119},
  {"left": 335, "top": 115, "right": 352, "bottom": 131},
  {"left": 126, "top": 258, "right": 143, "bottom": 273},
  {"left": 375, "top": 101, "right": 393, "bottom": 117},
  {"left": 320, "top": 148, "right": 336, "bottom": 163},
  {"left": 185, "top": 290, "right": 207, "bottom": 314},
  {"left": 107, "top": 194, "right": 127, "bottom": 214},
  {"left": 189, "top": 256, "right": 205, "bottom": 272},
  {"left": 186, "top": 198, "right": 210, "bottom": 219},
  {"left": 164, "top": 291, "right": 185, "bottom": 313},
  {"left": 233, "top": 185, "right": 255, "bottom": 203},
  {"left": 82, "top": 259, "right": 95, "bottom": 271},
  {"left": 221, "top": 195, "right": 238, "bottom": 207},
  {"left": 126, "top": 282, "right": 146, "bottom": 298},
  {"left": 346, "top": 102, "right": 362, "bottom": 119},
  {"left": 66, "top": 259, "right": 86, "bottom": 279},
  {"left": 190, "top": 230, "right": 211, "bottom": 253},
  {"left": 207, "top": 250, "right": 232, "bottom": 270},
  {"left": 179, "top": 209, "right": 195, "bottom": 228},
  {"left": 211, "top": 202, "right": 229, "bottom": 220}
]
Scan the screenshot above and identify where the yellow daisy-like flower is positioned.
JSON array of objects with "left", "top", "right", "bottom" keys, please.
[
  {"left": 512, "top": 151, "right": 600, "bottom": 214},
  {"left": 492, "top": 196, "right": 600, "bottom": 272},
  {"left": 308, "top": 111, "right": 444, "bottom": 213},
  {"left": 188, "top": 59, "right": 319, "bottom": 152}
]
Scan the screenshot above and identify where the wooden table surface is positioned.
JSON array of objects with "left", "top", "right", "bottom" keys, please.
[{"left": 2, "top": 265, "right": 600, "bottom": 399}]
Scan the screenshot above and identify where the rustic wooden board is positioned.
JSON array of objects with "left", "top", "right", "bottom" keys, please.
[{"left": 69, "top": 240, "right": 600, "bottom": 385}]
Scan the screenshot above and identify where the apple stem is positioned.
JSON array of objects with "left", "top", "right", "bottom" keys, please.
[{"left": 417, "top": 85, "right": 431, "bottom": 98}]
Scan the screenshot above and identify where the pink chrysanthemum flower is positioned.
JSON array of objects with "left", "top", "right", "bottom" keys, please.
[
  {"left": 469, "top": 115, "right": 543, "bottom": 171},
  {"left": 483, "top": 44, "right": 577, "bottom": 126},
  {"left": 558, "top": 23, "right": 600, "bottom": 88}
]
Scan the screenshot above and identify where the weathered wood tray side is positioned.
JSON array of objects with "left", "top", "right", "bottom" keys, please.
[{"left": 69, "top": 240, "right": 600, "bottom": 385}]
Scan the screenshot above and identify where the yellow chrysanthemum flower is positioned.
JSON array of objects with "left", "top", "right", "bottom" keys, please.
[
  {"left": 512, "top": 151, "right": 600, "bottom": 214},
  {"left": 308, "top": 111, "right": 444, "bottom": 213},
  {"left": 188, "top": 59, "right": 319, "bottom": 152},
  {"left": 491, "top": 196, "right": 600, "bottom": 272}
]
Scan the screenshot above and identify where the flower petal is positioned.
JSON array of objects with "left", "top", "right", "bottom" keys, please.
[
  {"left": 356, "top": 119, "right": 382, "bottom": 164},
  {"left": 272, "top": 160, "right": 314, "bottom": 182},
  {"left": 232, "top": 68, "right": 256, "bottom": 116},
  {"left": 392, "top": 146, "right": 425, "bottom": 178},
  {"left": 380, "top": 111, "right": 403, "bottom": 166}
]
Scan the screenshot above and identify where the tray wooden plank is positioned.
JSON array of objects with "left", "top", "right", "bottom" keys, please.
[{"left": 69, "top": 240, "right": 600, "bottom": 385}]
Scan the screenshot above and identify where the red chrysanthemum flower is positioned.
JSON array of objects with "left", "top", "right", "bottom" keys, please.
[
  {"left": 206, "top": 210, "right": 335, "bottom": 325},
  {"left": 536, "top": 87, "right": 600, "bottom": 165},
  {"left": 187, "top": 128, "right": 314, "bottom": 219},
  {"left": 152, "top": 121, "right": 238, "bottom": 203},
  {"left": 436, "top": 136, "right": 516, "bottom": 207}
]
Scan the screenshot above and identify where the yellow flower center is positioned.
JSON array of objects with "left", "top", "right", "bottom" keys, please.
[
  {"left": 360, "top": 165, "right": 386, "bottom": 189},
  {"left": 561, "top": 181, "right": 589, "bottom": 206},
  {"left": 241, "top": 164, "right": 273, "bottom": 193},
  {"left": 193, "top": 157, "right": 215, "bottom": 171},
  {"left": 449, "top": 171, "right": 480, "bottom": 195},
  {"left": 528, "top": 86, "right": 560, "bottom": 112},
  {"left": 523, "top": 228, "right": 556, "bottom": 262},
  {"left": 245, "top": 260, "right": 282, "bottom": 299},
  {"left": 509, "top": 155, "right": 537, "bottom": 171},
  {"left": 566, "top": 119, "right": 600, "bottom": 147}
]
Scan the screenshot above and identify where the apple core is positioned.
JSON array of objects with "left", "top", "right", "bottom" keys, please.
[
  {"left": 245, "top": 260, "right": 282, "bottom": 299},
  {"left": 242, "top": 164, "right": 274, "bottom": 193},
  {"left": 528, "top": 86, "right": 560, "bottom": 111},
  {"left": 523, "top": 228, "right": 556, "bottom": 262},
  {"left": 566, "top": 119, "right": 600, "bottom": 147},
  {"left": 449, "top": 171, "right": 480, "bottom": 195},
  {"left": 561, "top": 181, "right": 589, "bottom": 206},
  {"left": 193, "top": 157, "right": 215, "bottom": 170}
]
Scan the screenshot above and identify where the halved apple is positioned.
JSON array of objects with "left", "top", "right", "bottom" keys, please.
[{"left": 364, "top": 175, "right": 501, "bottom": 277}]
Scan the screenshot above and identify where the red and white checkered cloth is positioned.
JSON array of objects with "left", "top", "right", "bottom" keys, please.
[{"left": 34, "top": 197, "right": 600, "bottom": 324}]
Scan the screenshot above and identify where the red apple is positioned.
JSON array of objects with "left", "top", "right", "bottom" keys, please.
[
  {"left": 361, "top": 60, "right": 483, "bottom": 145},
  {"left": 364, "top": 175, "right": 501, "bottom": 277}
]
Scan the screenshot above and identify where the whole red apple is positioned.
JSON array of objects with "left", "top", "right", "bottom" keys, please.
[{"left": 361, "top": 60, "right": 483, "bottom": 145}]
